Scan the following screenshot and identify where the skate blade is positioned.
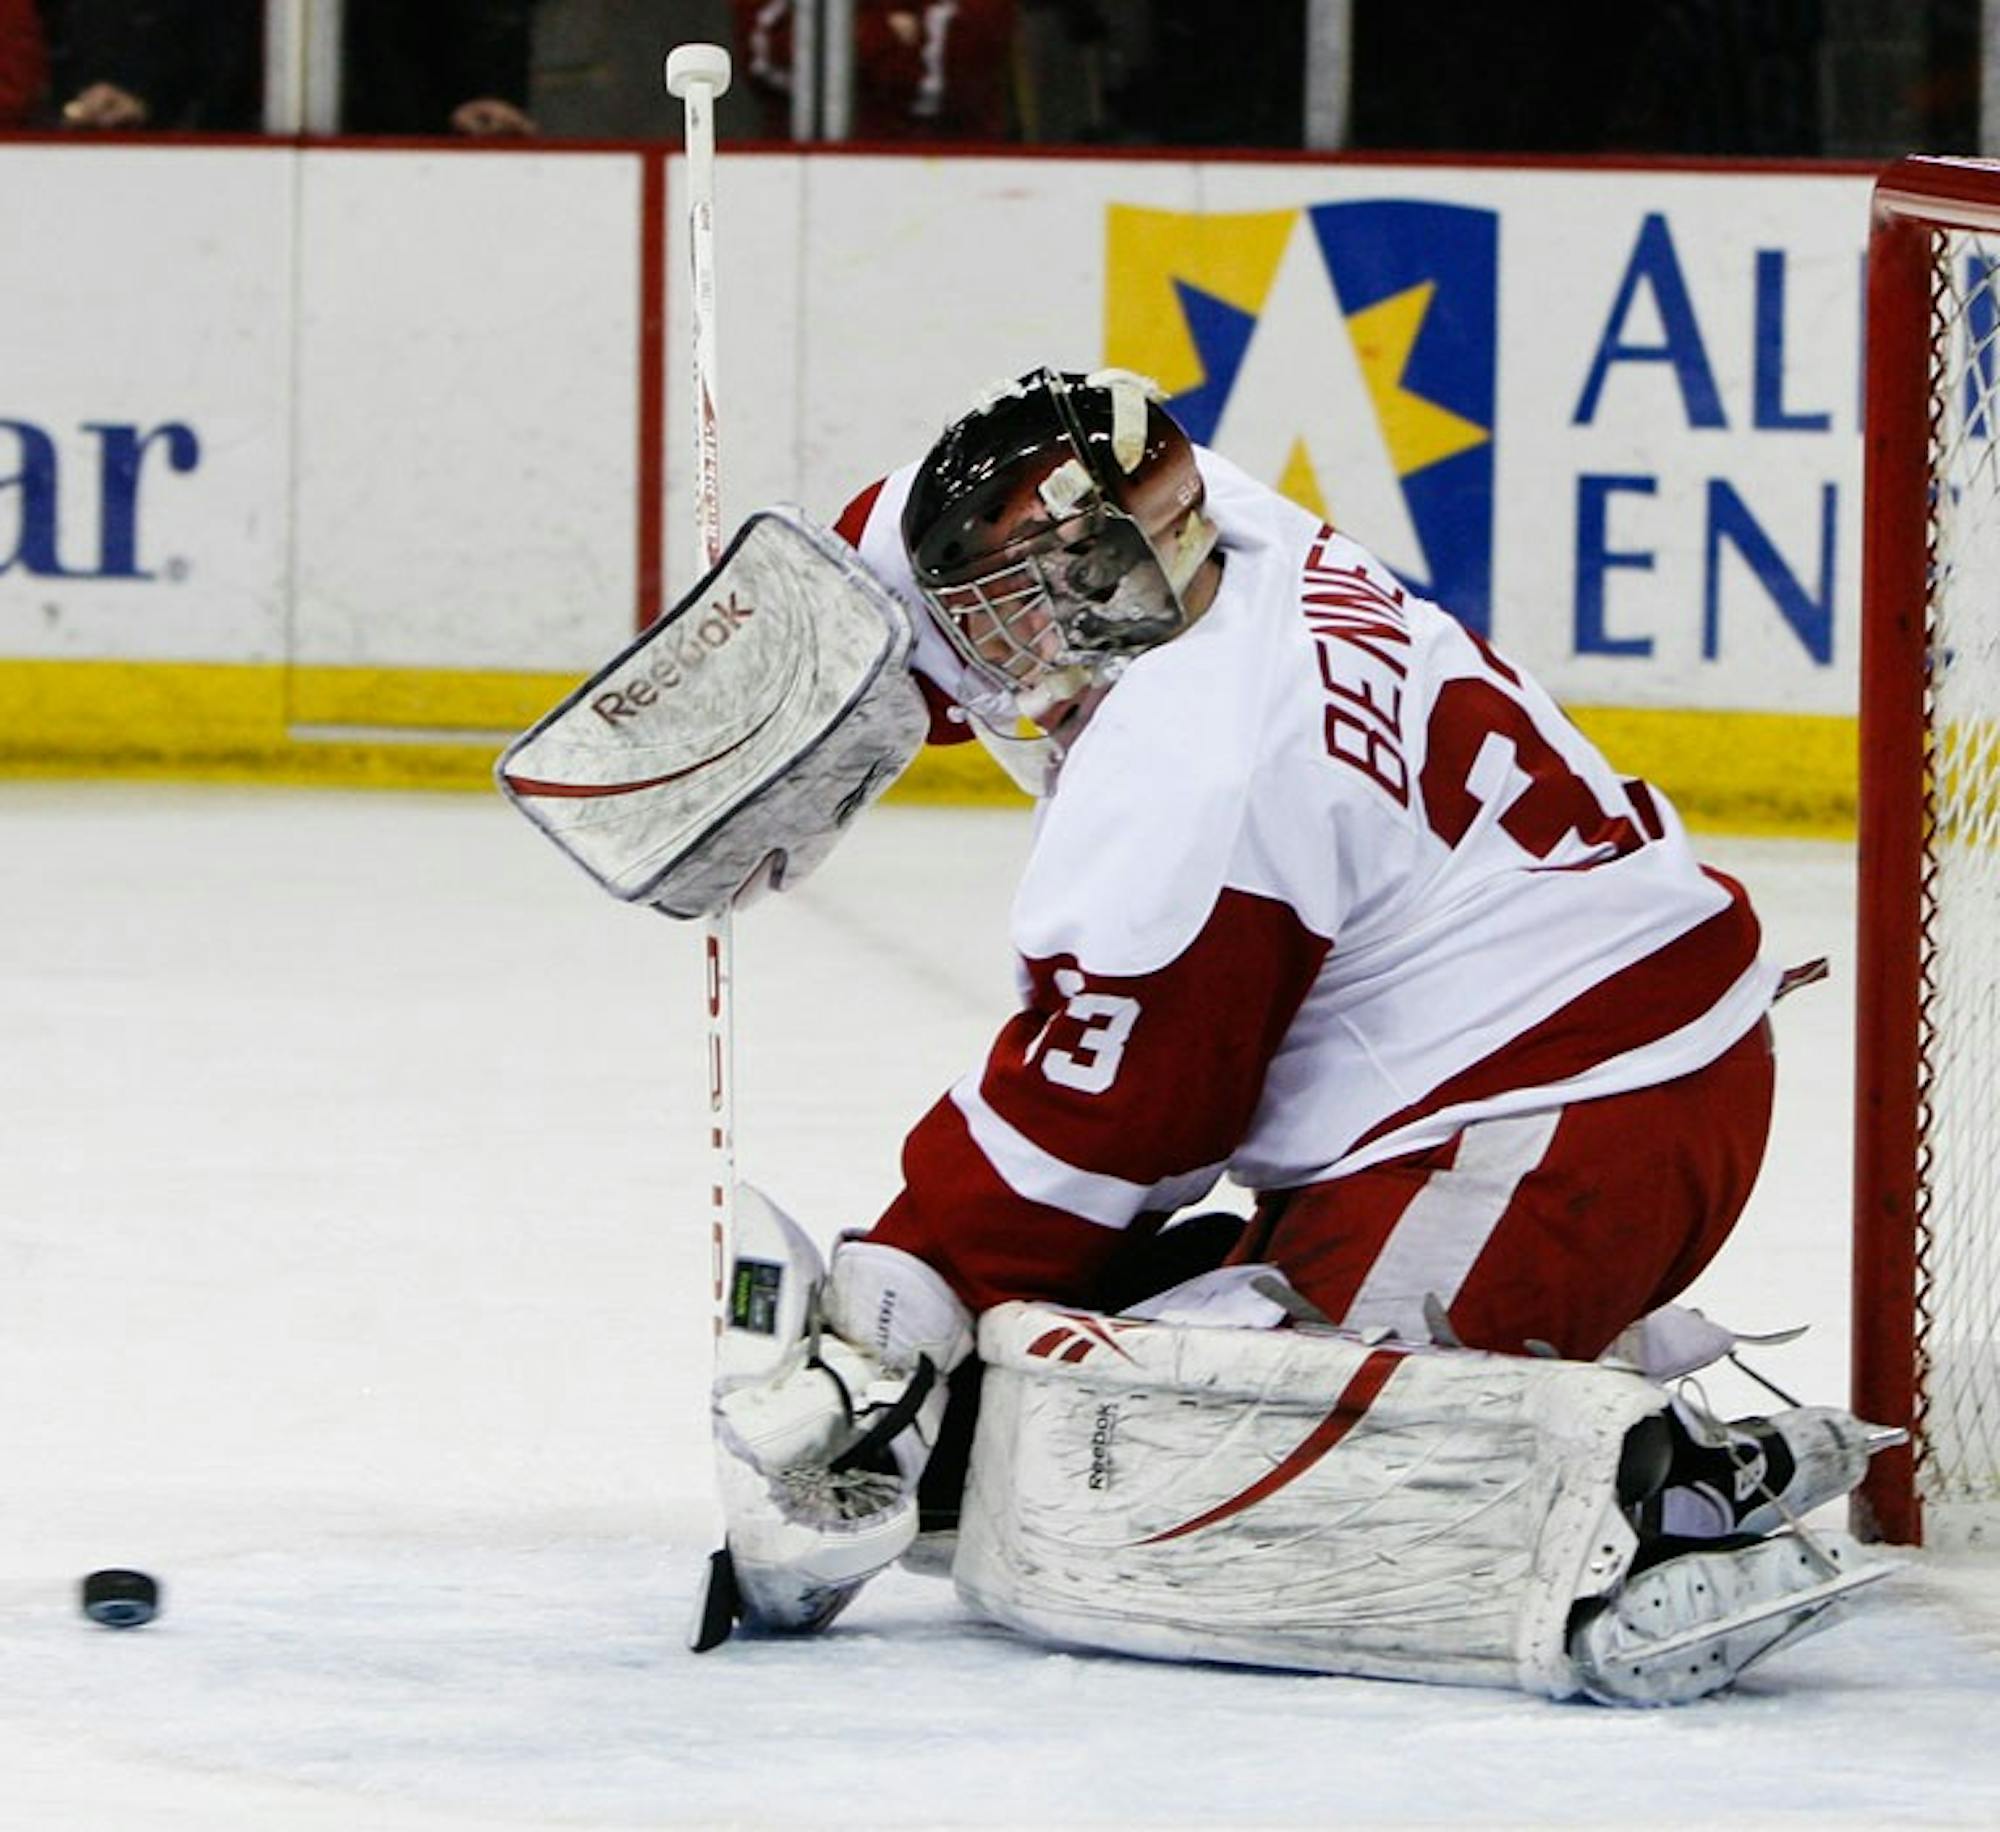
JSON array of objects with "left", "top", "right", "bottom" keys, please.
[
  {"left": 1576, "top": 1538, "right": 1895, "bottom": 1704},
  {"left": 1627, "top": 1558, "right": 1891, "bottom": 1666}
]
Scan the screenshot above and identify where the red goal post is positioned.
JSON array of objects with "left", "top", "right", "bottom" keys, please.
[{"left": 1856, "top": 156, "right": 2000, "bottom": 1546}]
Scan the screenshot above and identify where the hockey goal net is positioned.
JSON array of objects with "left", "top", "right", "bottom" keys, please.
[{"left": 1856, "top": 156, "right": 2000, "bottom": 1545}]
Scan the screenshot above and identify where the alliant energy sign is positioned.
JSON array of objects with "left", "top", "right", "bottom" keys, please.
[{"left": 1101, "top": 182, "right": 1864, "bottom": 716}]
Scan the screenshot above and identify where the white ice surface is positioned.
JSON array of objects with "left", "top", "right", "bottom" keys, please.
[{"left": 6, "top": 783, "right": 2000, "bottom": 1828}]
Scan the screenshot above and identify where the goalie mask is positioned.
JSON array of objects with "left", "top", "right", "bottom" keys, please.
[{"left": 901, "top": 368, "right": 1219, "bottom": 730}]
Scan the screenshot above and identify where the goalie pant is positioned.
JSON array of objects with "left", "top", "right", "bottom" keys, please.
[{"left": 953, "top": 1301, "right": 1885, "bottom": 1702}]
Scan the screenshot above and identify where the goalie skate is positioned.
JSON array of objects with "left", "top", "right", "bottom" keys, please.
[
  {"left": 1657, "top": 1405, "right": 1906, "bottom": 1538},
  {"left": 1569, "top": 1529, "right": 1893, "bottom": 1706}
]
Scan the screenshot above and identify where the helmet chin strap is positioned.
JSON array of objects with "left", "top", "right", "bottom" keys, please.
[
  {"left": 961, "top": 707, "right": 1059, "bottom": 797},
  {"left": 1037, "top": 682, "right": 1111, "bottom": 749},
  {"left": 1180, "top": 549, "right": 1226, "bottom": 617},
  {"left": 1015, "top": 662, "right": 1098, "bottom": 727},
  {"left": 1162, "top": 510, "right": 1222, "bottom": 599}
]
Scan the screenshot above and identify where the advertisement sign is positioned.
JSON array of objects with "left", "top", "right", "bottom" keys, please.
[{"left": 0, "top": 144, "right": 1877, "bottom": 823}]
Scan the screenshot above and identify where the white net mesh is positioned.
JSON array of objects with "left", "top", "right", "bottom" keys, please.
[{"left": 1917, "top": 226, "right": 2000, "bottom": 1518}]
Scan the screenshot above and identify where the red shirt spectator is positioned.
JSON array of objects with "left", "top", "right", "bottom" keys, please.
[
  {"left": 736, "top": 0, "right": 1016, "bottom": 142},
  {"left": 0, "top": 0, "right": 47, "bottom": 124}
]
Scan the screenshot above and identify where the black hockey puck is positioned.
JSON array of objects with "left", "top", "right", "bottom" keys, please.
[{"left": 80, "top": 1568, "right": 159, "bottom": 1629}]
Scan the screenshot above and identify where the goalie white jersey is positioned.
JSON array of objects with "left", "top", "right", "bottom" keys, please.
[{"left": 837, "top": 449, "right": 1778, "bottom": 1315}]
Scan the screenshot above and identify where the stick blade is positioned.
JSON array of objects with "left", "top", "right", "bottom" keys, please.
[{"left": 687, "top": 1545, "right": 742, "bottom": 1653}]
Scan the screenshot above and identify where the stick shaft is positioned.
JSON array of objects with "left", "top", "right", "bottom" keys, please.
[
  {"left": 704, "top": 915, "right": 733, "bottom": 1339},
  {"left": 674, "top": 55, "right": 735, "bottom": 1339},
  {"left": 681, "top": 74, "right": 724, "bottom": 572}
]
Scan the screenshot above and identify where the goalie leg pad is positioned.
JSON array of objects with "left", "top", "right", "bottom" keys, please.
[{"left": 952, "top": 1302, "right": 1663, "bottom": 1696}]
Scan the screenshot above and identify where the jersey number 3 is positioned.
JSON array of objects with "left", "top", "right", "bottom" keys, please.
[
  {"left": 1030, "top": 967, "right": 1141, "bottom": 1094},
  {"left": 1420, "top": 677, "right": 1652, "bottom": 864}
]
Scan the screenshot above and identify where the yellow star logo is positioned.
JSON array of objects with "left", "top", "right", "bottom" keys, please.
[
  {"left": 1344, "top": 281, "right": 1490, "bottom": 477},
  {"left": 1104, "top": 205, "right": 1294, "bottom": 396}
]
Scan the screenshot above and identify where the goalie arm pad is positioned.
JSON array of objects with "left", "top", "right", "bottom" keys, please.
[{"left": 822, "top": 1239, "right": 978, "bottom": 1382}]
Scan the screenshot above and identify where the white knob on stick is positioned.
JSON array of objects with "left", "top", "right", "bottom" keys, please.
[{"left": 665, "top": 43, "right": 733, "bottom": 99}]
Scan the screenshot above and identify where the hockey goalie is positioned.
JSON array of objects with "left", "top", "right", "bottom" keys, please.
[{"left": 506, "top": 368, "right": 1900, "bottom": 1703}]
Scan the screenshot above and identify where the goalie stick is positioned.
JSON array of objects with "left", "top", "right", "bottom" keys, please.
[
  {"left": 636, "top": 66, "right": 928, "bottom": 1655},
  {"left": 663, "top": 38, "right": 749, "bottom": 1657}
]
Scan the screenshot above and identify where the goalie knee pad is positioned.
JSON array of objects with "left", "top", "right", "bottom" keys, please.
[{"left": 809, "top": 1239, "right": 974, "bottom": 1493}]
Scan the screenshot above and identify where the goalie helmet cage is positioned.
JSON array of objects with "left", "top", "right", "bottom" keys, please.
[{"left": 1856, "top": 155, "right": 2000, "bottom": 1547}]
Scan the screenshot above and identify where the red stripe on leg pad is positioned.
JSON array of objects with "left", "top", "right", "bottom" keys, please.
[{"left": 1138, "top": 1348, "right": 1407, "bottom": 1544}]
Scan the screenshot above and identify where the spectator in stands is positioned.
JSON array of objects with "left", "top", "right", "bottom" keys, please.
[
  {"left": 0, "top": 0, "right": 45, "bottom": 125},
  {"left": 341, "top": 0, "right": 537, "bottom": 136},
  {"left": 735, "top": 0, "right": 1016, "bottom": 141},
  {"left": 49, "top": 0, "right": 260, "bottom": 131},
  {"left": 50, "top": 0, "right": 534, "bottom": 137}
]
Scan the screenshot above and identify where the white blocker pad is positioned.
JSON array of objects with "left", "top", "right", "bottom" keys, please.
[
  {"left": 497, "top": 509, "right": 929, "bottom": 919},
  {"left": 954, "top": 1303, "right": 1666, "bottom": 1697}
]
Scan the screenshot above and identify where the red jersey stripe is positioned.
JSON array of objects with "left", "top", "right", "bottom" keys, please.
[
  {"left": 980, "top": 888, "right": 1330, "bottom": 1187},
  {"left": 833, "top": 479, "right": 886, "bottom": 549},
  {"left": 872, "top": 1093, "right": 1140, "bottom": 1310},
  {"left": 1341, "top": 887, "right": 1762, "bottom": 1164}
]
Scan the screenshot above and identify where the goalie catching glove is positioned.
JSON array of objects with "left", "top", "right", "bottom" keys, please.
[
  {"left": 712, "top": 1188, "right": 974, "bottom": 1634},
  {"left": 497, "top": 509, "right": 928, "bottom": 919}
]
